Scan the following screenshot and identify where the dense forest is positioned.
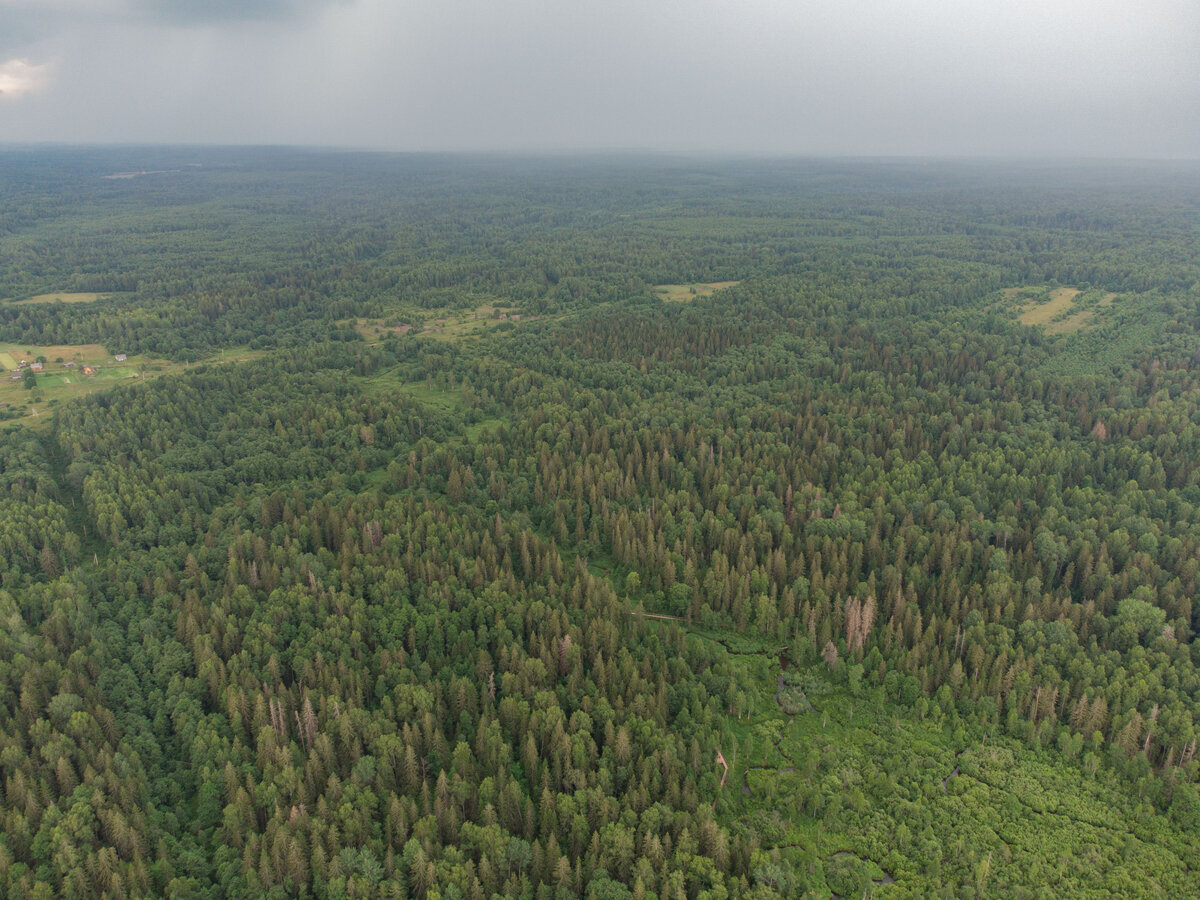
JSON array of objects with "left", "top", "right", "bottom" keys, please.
[{"left": 2, "top": 147, "right": 1200, "bottom": 897}]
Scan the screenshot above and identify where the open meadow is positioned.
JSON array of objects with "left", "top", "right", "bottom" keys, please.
[
  {"left": 2, "top": 291, "right": 124, "bottom": 305},
  {"left": 349, "top": 303, "right": 534, "bottom": 344},
  {"left": 1006, "top": 285, "right": 1120, "bottom": 334},
  {"left": 654, "top": 280, "right": 740, "bottom": 302},
  {"left": 0, "top": 342, "right": 267, "bottom": 426}
]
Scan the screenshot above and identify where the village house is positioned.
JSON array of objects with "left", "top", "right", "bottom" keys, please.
[
  {"left": 30, "top": 362, "right": 43, "bottom": 371},
  {"left": 115, "top": 354, "right": 128, "bottom": 362}
]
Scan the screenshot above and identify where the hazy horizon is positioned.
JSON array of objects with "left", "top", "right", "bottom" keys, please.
[
  {"left": 6, "top": 143, "right": 1200, "bottom": 167},
  {"left": 2, "top": 0, "right": 1198, "bottom": 159}
]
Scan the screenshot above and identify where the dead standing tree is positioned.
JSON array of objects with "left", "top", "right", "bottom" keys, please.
[{"left": 713, "top": 748, "right": 731, "bottom": 807}]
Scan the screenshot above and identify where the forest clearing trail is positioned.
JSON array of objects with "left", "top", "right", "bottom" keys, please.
[{"left": 629, "top": 609, "right": 687, "bottom": 622}]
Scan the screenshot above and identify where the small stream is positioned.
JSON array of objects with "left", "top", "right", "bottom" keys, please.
[{"left": 941, "top": 766, "right": 960, "bottom": 791}]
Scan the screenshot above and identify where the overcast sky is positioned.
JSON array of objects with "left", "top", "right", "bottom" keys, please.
[{"left": 0, "top": 0, "right": 1198, "bottom": 156}]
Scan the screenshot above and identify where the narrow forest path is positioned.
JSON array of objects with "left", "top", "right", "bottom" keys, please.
[
  {"left": 43, "top": 423, "right": 105, "bottom": 565},
  {"left": 628, "top": 609, "right": 687, "bottom": 622}
]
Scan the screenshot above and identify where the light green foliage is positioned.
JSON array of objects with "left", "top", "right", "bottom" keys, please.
[{"left": 710, "top": 630, "right": 1198, "bottom": 897}]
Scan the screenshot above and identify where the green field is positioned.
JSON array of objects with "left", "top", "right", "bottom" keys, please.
[
  {"left": 350, "top": 303, "right": 534, "bottom": 345},
  {"left": 0, "top": 342, "right": 268, "bottom": 426},
  {"left": 654, "top": 281, "right": 740, "bottom": 302},
  {"left": 1006, "top": 285, "right": 1121, "bottom": 334},
  {"left": 2, "top": 291, "right": 129, "bottom": 305}
]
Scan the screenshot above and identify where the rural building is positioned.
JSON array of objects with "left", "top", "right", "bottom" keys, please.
[
  {"left": 30, "top": 362, "right": 43, "bottom": 371},
  {"left": 115, "top": 354, "right": 128, "bottom": 362}
]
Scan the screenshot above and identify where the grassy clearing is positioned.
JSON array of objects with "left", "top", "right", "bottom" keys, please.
[
  {"left": 361, "top": 371, "right": 510, "bottom": 446},
  {"left": 0, "top": 343, "right": 268, "bottom": 427},
  {"left": 388, "top": 382, "right": 470, "bottom": 411},
  {"left": 1009, "top": 286, "right": 1120, "bottom": 334},
  {"left": 464, "top": 417, "right": 507, "bottom": 441},
  {"left": 1046, "top": 292, "right": 1117, "bottom": 334},
  {"left": 350, "top": 304, "right": 536, "bottom": 344},
  {"left": 1017, "top": 287, "right": 1080, "bottom": 326},
  {"left": 654, "top": 281, "right": 739, "bottom": 303},
  {"left": 4, "top": 292, "right": 125, "bottom": 305},
  {"left": 389, "top": 383, "right": 508, "bottom": 439}
]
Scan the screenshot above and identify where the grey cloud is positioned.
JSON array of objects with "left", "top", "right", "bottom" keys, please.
[
  {"left": 0, "top": 10, "right": 58, "bottom": 53},
  {"left": 135, "top": 0, "right": 353, "bottom": 27},
  {"left": 0, "top": 0, "right": 351, "bottom": 53},
  {"left": 1, "top": 0, "right": 1198, "bottom": 156}
]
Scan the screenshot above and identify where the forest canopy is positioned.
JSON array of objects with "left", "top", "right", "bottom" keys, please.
[{"left": 1, "top": 148, "right": 1200, "bottom": 898}]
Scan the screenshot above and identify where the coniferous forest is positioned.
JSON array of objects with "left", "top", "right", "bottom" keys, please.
[{"left": 2, "top": 147, "right": 1200, "bottom": 898}]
